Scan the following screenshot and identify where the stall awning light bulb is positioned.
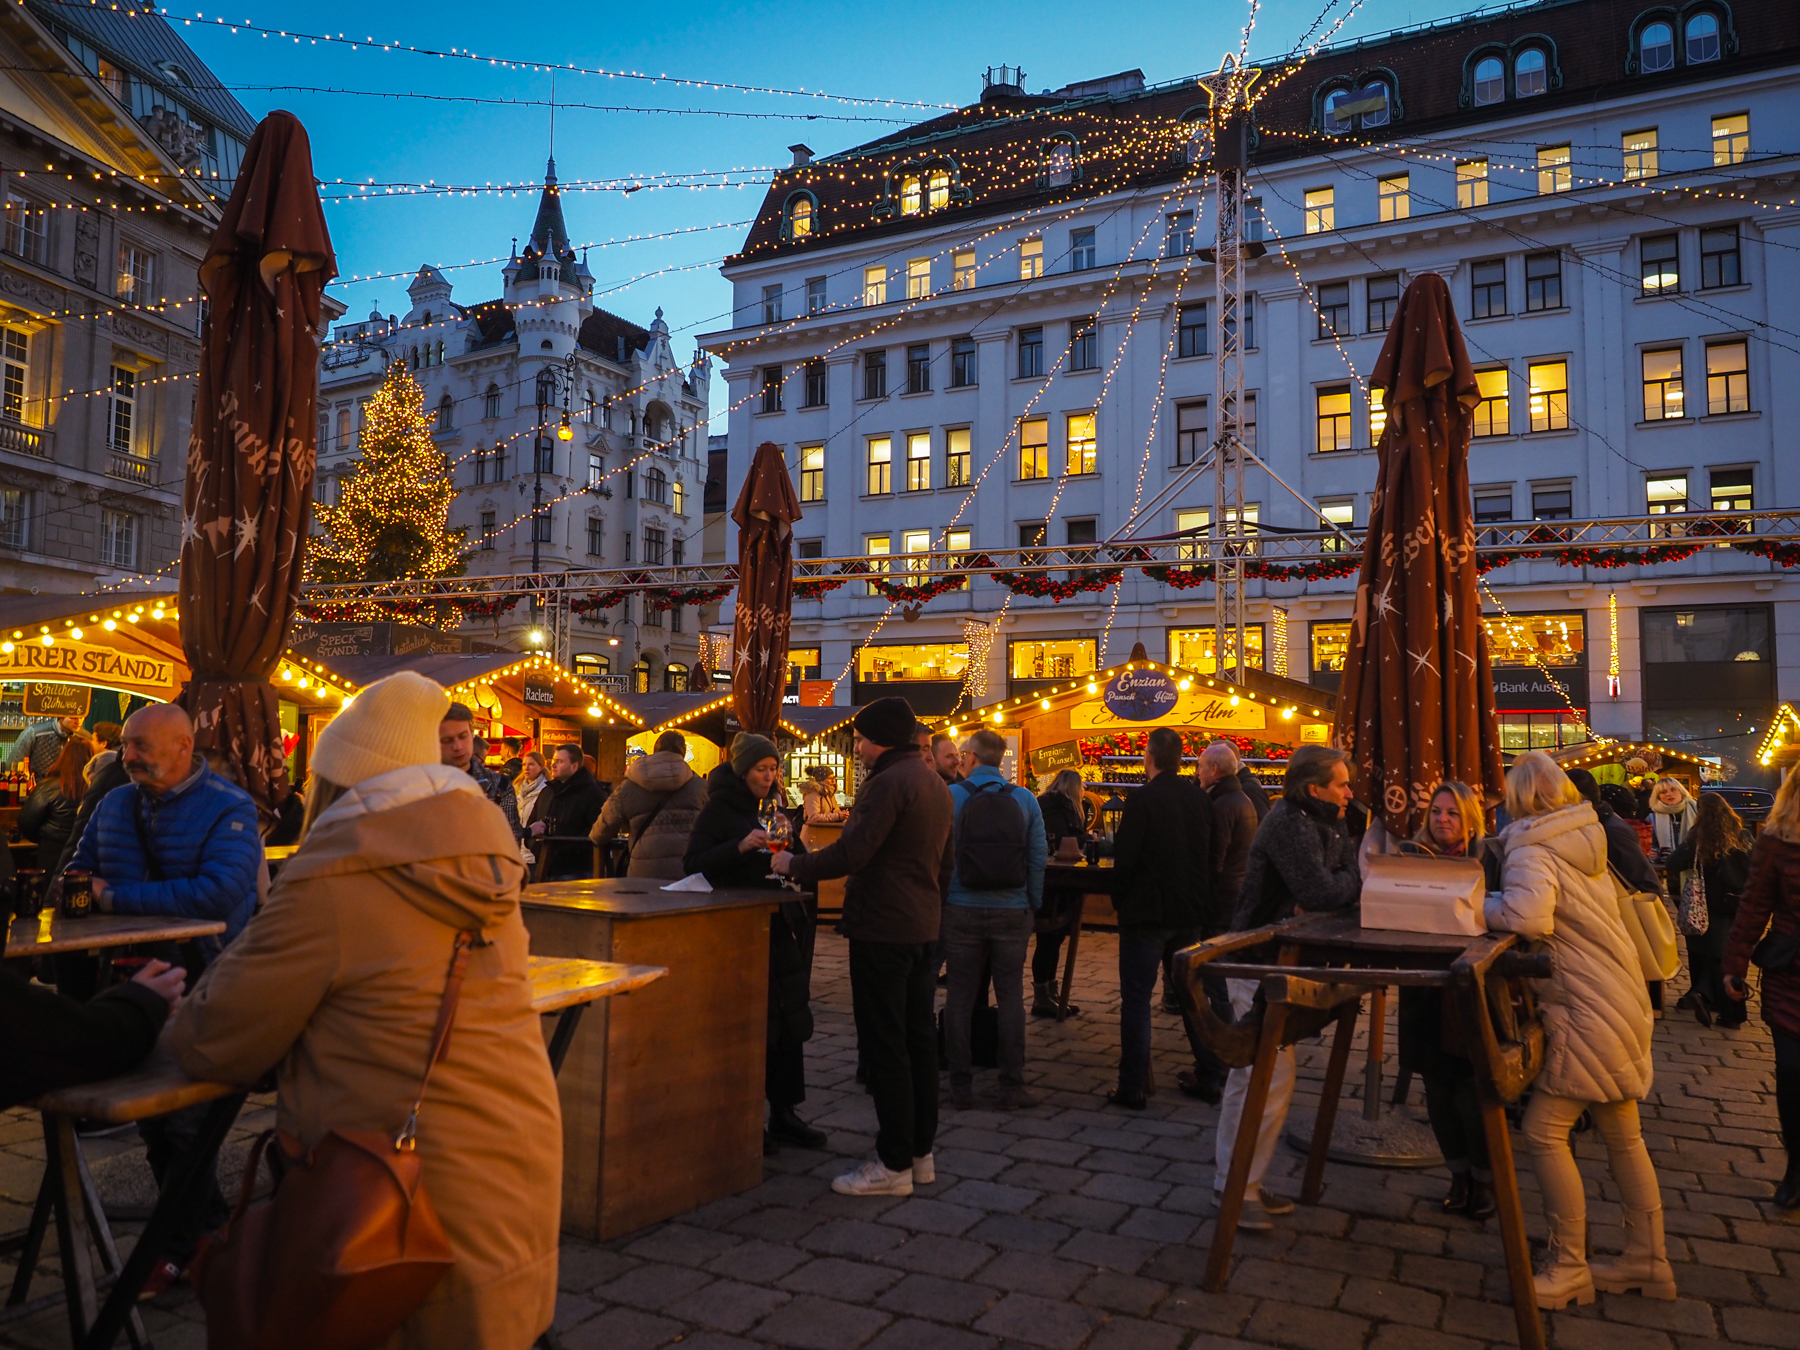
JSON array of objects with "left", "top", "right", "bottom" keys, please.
[
  {"left": 587, "top": 705, "right": 602, "bottom": 717},
  {"left": 1228, "top": 693, "right": 1240, "bottom": 707},
  {"left": 68, "top": 628, "right": 81, "bottom": 640},
  {"left": 1086, "top": 682, "right": 1098, "bottom": 694},
  {"left": 103, "top": 619, "right": 116, "bottom": 631},
  {"left": 39, "top": 634, "right": 52, "bottom": 645},
  {"left": 1281, "top": 707, "right": 1295, "bottom": 720}
]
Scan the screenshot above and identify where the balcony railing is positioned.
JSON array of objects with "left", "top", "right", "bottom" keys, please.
[
  {"left": 0, "top": 419, "right": 50, "bottom": 459},
  {"left": 106, "top": 453, "right": 159, "bottom": 486}
]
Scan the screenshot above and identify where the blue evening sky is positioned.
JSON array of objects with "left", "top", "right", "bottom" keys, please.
[{"left": 174, "top": 0, "right": 1430, "bottom": 424}]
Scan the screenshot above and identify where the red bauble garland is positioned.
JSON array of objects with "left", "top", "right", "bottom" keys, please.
[{"left": 989, "top": 567, "right": 1122, "bottom": 601}]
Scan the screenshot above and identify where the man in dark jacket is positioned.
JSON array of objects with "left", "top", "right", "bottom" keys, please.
[
  {"left": 438, "top": 703, "right": 521, "bottom": 838},
  {"left": 774, "top": 696, "right": 953, "bottom": 1198},
  {"left": 1108, "top": 726, "right": 1215, "bottom": 1109},
  {"left": 1237, "top": 765, "right": 1272, "bottom": 822},
  {"left": 1217, "top": 744, "right": 1360, "bottom": 1230},
  {"left": 528, "top": 743, "right": 610, "bottom": 880},
  {"left": 1568, "top": 769, "right": 1664, "bottom": 898}
]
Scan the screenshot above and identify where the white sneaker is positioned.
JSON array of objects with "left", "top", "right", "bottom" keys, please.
[
  {"left": 831, "top": 1160, "right": 914, "bottom": 1197},
  {"left": 912, "top": 1154, "right": 935, "bottom": 1185}
]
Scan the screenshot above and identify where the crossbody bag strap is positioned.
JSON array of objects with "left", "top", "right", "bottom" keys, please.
[
  {"left": 131, "top": 794, "right": 165, "bottom": 881},
  {"left": 395, "top": 929, "right": 476, "bottom": 1152}
]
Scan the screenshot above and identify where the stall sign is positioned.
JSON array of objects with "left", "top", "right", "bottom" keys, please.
[
  {"left": 1071, "top": 671, "right": 1265, "bottom": 731},
  {"left": 522, "top": 676, "right": 557, "bottom": 708},
  {"left": 799, "top": 680, "right": 836, "bottom": 707},
  {"left": 24, "top": 683, "right": 92, "bottom": 717},
  {"left": 1300, "top": 722, "right": 1331, "bottom": 744},
  {"left": 1029, "top": 739, "right": 1082, "bottom": 775},
  {"left": 0, "top": 640, "right": 174, "bottom": 696},
  {"left": 537, "top": 725, "right": 580, "bottom": 751}
]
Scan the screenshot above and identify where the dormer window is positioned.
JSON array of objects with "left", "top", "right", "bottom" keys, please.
[
  {"left": 1046, "top": 143, "right": 1073, "bottom": 188},
  {"left": 1640, "top": 21, "right": 1674, "bottom": 72},
  {"left": 1515, "top": 48, "right": 1547, "bottom": 97},
  {"left": 1686, "top": 11, "right": 1720, "bottom": 63},
  {"left": 900, "top": 174, "right": 922, "bottom": 215},
  {"left": 1179, "top": 109, "right": 1210, "bottom": 165},
  {"left": 885, "top": 160, "right": 963, "bottom": 218},
  {"left": 1317, "top": 75, "right": 1397, "bottom": 134},
  {"left": 927, "top": 170, "right": 950, "bottom": 210},
  {"left": 1473, "top": 56, "right": 1503, "bottom": 104},
  {"left": 782, "top": 191, "right": 817, "bottom": 240}
]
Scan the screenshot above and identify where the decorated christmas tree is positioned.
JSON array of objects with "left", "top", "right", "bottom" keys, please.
[{"left": 307, "top": 362, "right": 466, "bottom": 595}]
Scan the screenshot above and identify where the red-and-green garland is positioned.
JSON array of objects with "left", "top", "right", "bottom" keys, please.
[{"left": 989, "top": 568, "right": 1123, "bottom": 601}]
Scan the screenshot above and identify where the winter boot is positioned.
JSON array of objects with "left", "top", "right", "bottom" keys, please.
[
  {"left": 1532, "top": 1218, "right": 1595, "bottom": 1310},
  {"left": 1031, "top": 980, "right": 1060, "bottom": 1019},
  {"left": 1590, "top": 1207, "right": 1677, "bottom": 1300}
]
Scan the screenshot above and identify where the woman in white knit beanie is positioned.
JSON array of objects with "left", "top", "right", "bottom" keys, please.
[{"left": 172, "top": 671, "right": 563, "bottom": 1348}]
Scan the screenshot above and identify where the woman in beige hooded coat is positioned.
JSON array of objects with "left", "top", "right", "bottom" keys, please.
[
  {"left": 1486, "top": 751, "right": 1665, "bottom": 1312},
  {"left": 171, "top": 672, "right": 562, "bottom": 1350}
]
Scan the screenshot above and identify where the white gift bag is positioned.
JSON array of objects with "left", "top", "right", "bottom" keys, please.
[{"left": 1358, "top": 853, "right": 1487, "bottom": 936}]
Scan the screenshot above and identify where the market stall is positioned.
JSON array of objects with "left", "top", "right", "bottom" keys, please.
[{"left": 1549, "top": 739, "right": 1713, "bottom": 795}]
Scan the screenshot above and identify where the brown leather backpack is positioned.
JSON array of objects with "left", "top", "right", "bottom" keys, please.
[{"left": 192, "top": 932, "right": 475, "bottom": 1349}]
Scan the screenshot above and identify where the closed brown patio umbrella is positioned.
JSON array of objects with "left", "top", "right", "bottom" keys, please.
[
  {"left": 1336, "top": 272, "right": 1502, "bottom": 836},
  {"left": 731, "top": 440, "right": 801, "bottom": 738},
  {"left": 178, "top": 111, "right": 335, "bottom": 819}
]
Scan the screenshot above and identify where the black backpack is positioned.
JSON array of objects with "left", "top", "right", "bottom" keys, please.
[{"left": 955, "top": 780, "right": 1029, "bottom": 890}]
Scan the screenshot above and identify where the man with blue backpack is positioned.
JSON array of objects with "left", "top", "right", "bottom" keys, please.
[{"left": 942, "top": 727, "right": 1048, "bottom": 1110}]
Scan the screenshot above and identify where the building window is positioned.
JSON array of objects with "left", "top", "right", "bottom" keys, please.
[
  {"left": 855, "top": 640, "right": 968, "bottom": 683},
  {"left": 527, "top": 509, "right": 552, "bottom": 544},
  {"left": 673, "top": 478, "right": 686, "bottom": 516},
  {"left": 1525, "top": 252, "right": 1562, "bottom": 311},
  {"left": 1169, "top": 621, "right": 1264, "bottom": 674},
  {"left": 863, "top": 535, "right": 890, "bottom": 594},
  {"left": 799, "top": 443, "right": 824, "bottom": 502},
  {"left": 786, "top": 195, "right": 813, "bottom": 239},
  {"left": 1472, "top": 368, "right": 1510, "bottom": 437},
  {"left": 1178, "top": 303, "right": 1208, "bottom": 358},
  {"left": 862, "top": 349, "right": 886, "bottom": 400},
  {"left": 108, "top": 366, "right": 135, "bottom": 453},
  {"left": 1316, "top": 282, "right": 1349, "bottom": 339},
  {"left": 435, "top": 393, "right": 454, "bottom": 433},
  {"left": 1377, "top": 173, "right": 1410, "bottom": 222},
  {"left": 1018, "top": 327, "right": 1043, "bottom": 379},
  {"left": 1472, "top": 56, "right": 1503, "bottom": 105},
  {"left": 1700, "top": 227, "right": 1740, "bottom": 289},
  {"left": 1070, "top": 227, "right": 1095, "bottom": 272},
  {"left": 906, "top": 256, "right": 931, "bottom": 300},
  {"left": 1019, "top": 418, "right": 1049, "bottom": 480},
  {"left": 1473, "top": 488, "right": 1512, "bottom": 523},
  {"left": 1647, "top": 475, "right": 1689, "bottom": 518},
  {"left": 1018, "top": 520, "right": 1047, "bottom": 565},
  {"left": 1315, "top": 386, "right": 1352, "bottom": 453},
  {"left": 116, "top": 243, "right": 153, "bottom": 301},
  {"left": 797, "top": 539, "right": 823, "bottom": 561},
  {"left": 337, "top": 406, "right": 352, "bottom": 449},
  {"left": 1229, "top": 294, "right": 1256, "bottom": 352},
  {"left": 101, "top": 509, "right": 136, "bottom": 569},
  {"left": 1537, "top": 143, "right": 1571, "bottom": 194},
  {"left": 946, "top": 428, "right": 971, "bottom": 486},
  {"left": 906, "top": 343, "right": 930, "bottom": 394},
  {"left": 1045, "top": 140, "right": 1075, "bottom": 188},
  {"left": 1470, "top": 258, "right": 1506, "bottom": 318},
  {"left": 1710, "top": 468, "right": 1752, "bottom": 511},
  {"left": 900, "top": 529, "right": 931, "bottom": 586},
  {"left": 1176, "top": 400, "right": 1207, "bottom": 466},
  {"left": 1686, "top": 12, "right": 1721, "bottom": 62},
  {"left": 1641, "top": 235, "right": 1679, "bottom": 295},
  {"left": 803, "top": 358, "right": 827, "bottom": 407},
  {"left": 1065, "top": 412, "right": 1096, "bottom": 475},
  {"left": 1516, "top": 48, "right": 1548, "bottom": 97},
  {"left": 1623, "top": 129, "right": 1658, "bottom": 180},
  {"left": 1642, "top": 348, "right": 1685, "bottom": 420},
  {"left": 475, "top": 383, "right": 498, "bottom": 420},
  {"left": 583, "top": 515, "right": 602, "bottom": 556},
  {"left": 1010, "top": 639, "right": 1097, "bottom": 682},
  {"left": 1532, "top": 486, "right": 1573, "bottom": 521},
  {"left": 953, "top": 251, "right": 977, "bottom": 290},
  {"left": 899, "top": 174, "right": 922, "bottom": 215},
  {"left": 1304, "top": 187, "right": 1334, "bottom": 234},
  {"left": 3, "top": 195, "right": 46, "bottom": 264},
  {"left": 806, "top": 276, "right": 826, "bottom": 315},
  {"left": 1456, "top": 158, "right": 1488, "bottom": 209},
  {"left": 1068, "top": 317, "right": 1098, "bottom": 372},
  {"left": 644, "top": 466, "right": 668, "bottom": 504},
  {"left": 1020, "top": 236, "right": 1043, "bottom": 280},
  {"left": 1318, "top": 499, "right": 1355, "bottom": 550},
  {"left": 927, "top": 169, "right": 950, "bottom": 210},
  {"left": 866, "top": 436, "right": 891, "bottom": 494},
  {"left": 762, "top": 284, "right": 783, "bottom": 325},
  {"left": 951, "top": 337, "right": 977, "bottom": 387},
  {"left": 0, "top": 327, "right": 27, "bottom": 423},
  {"left": 1639, "top": 21, "right": 1674, "bottom": 71},
  {"left": 1369, "top": 386, "right": 1388, "bottom": 445},
  {"left": 1528, "top": 361, "right": 1568, "bottom": 432},
  {"left": 758, "top": 366, "right": 783, "bottom": 414},
  {"left": 1368, "top": 275, "right": 1402, "bottom": 334},
  {"left": 642, "top": 527, "right": 665, "bottom": 565},
  {"left": 1229, "top": 391, "right": 1258, "bottom": 450},
  {"left": 0, "top": 488, "right": 27, "bottom": 549},
  {"left": 862, "top": 265, "right": 887, "bottom": 307},
  {"left": 1165, "top": 211, "right": 1194, "bottom": 257},
  {"left": 1713, "top": 114, "right": 1749, "bottom": 166},
  {"left": 906, "top": 431, "right": 930, "bottom": 491},
  {"left": 1706, "top": 340, "right": 1749, "bottom": 415},
  {"left": 587, "top": 453, "right": 603, "bottom": 488}
]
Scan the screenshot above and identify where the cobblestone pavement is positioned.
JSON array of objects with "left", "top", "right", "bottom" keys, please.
[{"left": 3, "top": 927, "right": 1796, "bottom": 1349}]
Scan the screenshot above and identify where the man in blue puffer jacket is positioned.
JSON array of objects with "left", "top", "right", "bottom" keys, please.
[{"left": 67, "top": 701, "right": 262, "bottom": 1294}]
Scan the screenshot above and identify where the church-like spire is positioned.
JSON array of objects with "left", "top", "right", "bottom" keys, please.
[{"left": 520, "top": 157, "right": 575, "bottom": 269}]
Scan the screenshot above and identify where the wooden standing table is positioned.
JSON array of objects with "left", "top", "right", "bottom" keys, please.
[
  {"left": 5, "top": 913, "right": 227, "bottom": 959},
  {"left": 521, "top": 878, "right": 789, "bottom": 1240},
  {"left": 1173, "top": 911, "right": 1552, "bottom": 1350},
  {"left": 1041, "top": 861, "right": 1115, "bottom": 1021}
]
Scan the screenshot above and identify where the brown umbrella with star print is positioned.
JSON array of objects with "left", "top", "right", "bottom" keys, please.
[
  {"left": 177, "top": 111, "right": 335, "bottom": 821},
  {"left": 731, "top": 440, "right": 801, "bottom": 738},
  {"left": 1334, "top": 272, "right": 1502, "bottom": 838}
]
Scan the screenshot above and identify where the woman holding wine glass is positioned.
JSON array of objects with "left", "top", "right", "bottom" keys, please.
[{"left": 685, "top": 733, "right": 823, "bottom": 1152}]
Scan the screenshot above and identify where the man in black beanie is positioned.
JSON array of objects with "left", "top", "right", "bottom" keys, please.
[{"left": 774, "top": 694, "right": 954, "bottom": 1197}]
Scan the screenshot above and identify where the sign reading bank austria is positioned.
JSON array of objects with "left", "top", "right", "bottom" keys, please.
[
  {"left": 0, "top": 638, "right": 176, "bottom": 698},
  {"left": 1069, "top": 667, "right": 1267, "bottom": 732}
]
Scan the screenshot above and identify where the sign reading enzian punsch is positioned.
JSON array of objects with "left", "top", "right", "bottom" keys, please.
[
  {"left": 0, "top": 639, "right": 176, "bottom": 698},
  {"left": 1068, "top": 668, "right": 1266, "bottom": 732}
]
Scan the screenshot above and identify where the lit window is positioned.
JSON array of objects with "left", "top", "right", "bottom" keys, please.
[
  {"left": 902, "top": 529, "right": 932, "bottom": 585},
  {"left": 1318, "top": 499, "right": 1355, "bottom": 551},
  {"left": 1700, "top": 226, "right": 1740, "bottom": 289},
  {"left": 787, "top": 195, "right": 813, "bottom": 238},
  {"left": 906, "top": 431, "right": 931, "bottom": 491},
  {"left": 1175, "top": 400, "right": 1207, "bottom": 466},
  {"left": 1315, "top": 385, "right": 1352, "bottom": 453},
  {"left": 1378, "top": 173, "right": 1409, "bottom": 221},
  {"left": 1471, "top": 258, "right": 1506, "bottom": 318},
  {"left": 1020, "top": 237, "right": 1043, "bottom": 279},
  {"left": 1169, "top": 620, "right": 1264, "bottom": 673},
  {"left": 1065, "top": 412, "right": 1096, "bottom": 475},
  {"left": 1712, "top": 113, "right": 1749, "bottom": 165},
  {"left": 1525, "top": 252, "right": 1562, "bottom": 311},
  {"left": 855, "top": 641, "right": 969, "bottom": 682},
  {"left": 1640, "top": 21, "right": 1674, "bottom": 72},
  {"left": 900, "top": 174, "right": 922, "bottom": 215},
  {"left": 927, "top": 170, "right": 950, "bottom": 211},
  {"left": 108, "top": 365, "right": 135, "bottom": 453},
  {"left": 1515, "top": 48, "right": 1547, "bottom": 97},
  {"left": 1366, "top": 274, "right": 1399, "bottom": 332},
  {"left": 1472, "top": 368, "right": 1510, "bottom": 437},
  {"left": 862, "top": 265, "right": 887, "bottom": 306},
  {"left": 1647, "top": 475, "right": 1689, "bottom": 516},
  {"left": 1706, "top": 341, "right": 1749, "bottom": 415},
  {"left": 1686, "top": 12, "right": 1720, "bottom": 63},
  {"left": 0, "top": 327, "right": 27, "bottom": 424},
  {"left": 1623, "top": 129, "right": 1658, "bottom": 180},
  {"left": 799, "top": 443, "right": 824, "bottom": 502},
  {"left": 946, "top": 427, "right": 971, "bottom": 486},
  {"left": 1304, "top": 187, "right": 1334, "bottom": 234},
  {"left": 1472, "top": 56, "right": 1504, "bottom": 105},
  {"left": 1642, "top": 348, "right": 1685, "bottom": 420},
  {"left": 1528, "top": 360, "right": 1568, "bottom": 431},
  {"left": 1174, "top": 509, "right": 1208, "bottom": 563},
  {"left": 906, "top": 256, "right": 931, "bottom": 300},
  {"left": 1368, "top": 387, "right": 1387, "bottom": 445},
  {"left": 1010, "top": 639, "right": 1097, "bottom": 681},
  {"left": 1164, "top": 211, "right": 1194, "bottom": 257},
  {"left": 1710, "top": 468, "right": 1752, "bottom": 511},
  {"left": 1537, "top": 143, "right": 1571, "bottom": 194},
  {"left": 1456, "top": 159, "right": 1489, "bottom": 209},
  {"left": 953, "top": 250, "right": 977, "bottom": 290},
  {"left": 863, "top": 535, "right": 890, "bottom": 594},
  {"left": 1640, "top": 234, "right": 1679, "bottom": 295},
  {"left": 1019, "top": 417, "right": 1049, "bottom": 480},
  {"left": 866, "top": 436, "right": 892, "bottom": 494}
]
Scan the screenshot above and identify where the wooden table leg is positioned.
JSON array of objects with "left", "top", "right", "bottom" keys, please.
[
  {"left": 1204, "top": 1001, "right": 1289, "bottom": 1293},
  {"left": 1056, "top": 912, "right": 1082, "bottom": 1022},
  {"left": 1302, "top": 1002, "right": 1359, "bottom": 1205},
  {"left": 1480, "top": 1087, "right": 1546, "bottom": 1350},
  {"left": 546, "top": 1003, "right": 588, "bottom": 1076},
  {"left": 1363, "top": 987, "right": 1387, "bottom": 1122},
  {"left": 73, "top": 1138, "right": 149, "bottom": 1350},
  {"left": 4, "top": 1169, "right": 51, "bottom": 1307},
  {"left": 43, "top": 1115, "right": 98, "bottom": 1346}
]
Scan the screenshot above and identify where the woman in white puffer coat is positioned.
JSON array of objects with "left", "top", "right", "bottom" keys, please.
[{"left": 1486, "top": 751, "right": 1667, "bottom": 1311}]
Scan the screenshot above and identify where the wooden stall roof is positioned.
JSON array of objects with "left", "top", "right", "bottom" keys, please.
[
  {"left": 779, "top": 705, "right": 858, "bottom": 740},
  {"left": 307, "top": 650, "right": 636, "bottom": 725},
  {"left": 612, "top": 689, "right": 735, "bottom": 737},
  {"left": 1757, "top": 704, "right": 1799, "bottom": 768},
  {"left": 1550, "top": 740, "right": 1715, "bottom": 776}
]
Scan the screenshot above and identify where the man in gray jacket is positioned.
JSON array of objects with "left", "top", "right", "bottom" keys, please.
[{"left": 592, "top": 731, "right": 708, "bottom": 879}]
